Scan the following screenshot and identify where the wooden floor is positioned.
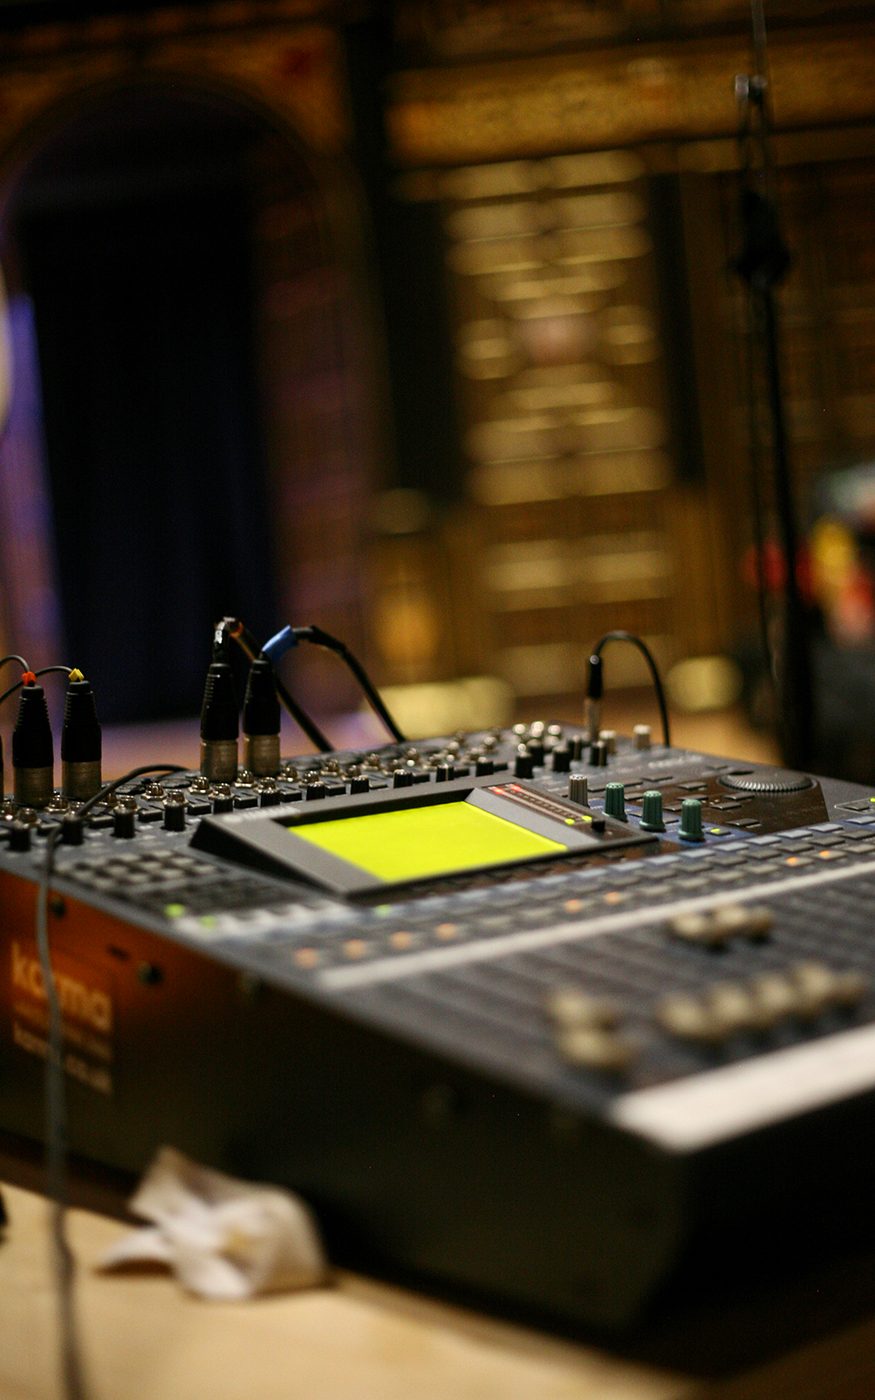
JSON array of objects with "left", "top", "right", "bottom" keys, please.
[{"left": 4, "top": 1171, "right": 875, "bottom": 1400}]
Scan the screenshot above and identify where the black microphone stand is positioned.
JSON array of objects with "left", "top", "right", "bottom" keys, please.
[{"left": 732, "top": 0, "right": 815, "bottom": 770}]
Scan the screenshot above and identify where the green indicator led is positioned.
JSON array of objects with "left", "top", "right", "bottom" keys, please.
[
  {"left": 291, "top": 801, "right": 565, "bottom": 883},
  {"left": 164, "top": 903, "right": 186, "bottom": 918},
  {"left": 199, "top": 915, "right": 218, "bottom": 928}
]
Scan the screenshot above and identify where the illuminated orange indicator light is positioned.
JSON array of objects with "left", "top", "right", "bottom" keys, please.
[
  {"left": 294, "top": 947, "right": 319, "bottom": 969},
  {"left": 786, "top": 856, "right": 801, "bottom": 866},
  {"left": 344, "top": 939, "right": 368, "bottom": 960},
  {"left": 390, "top": 930, "right": 414, "bottom": 950},
  {"left": 564, "top": 899, "right": 583, "bottom": 914},
  {"left": 436, "top": 923, "right": 458, "bottom": 940},
  {"left": 604, "top": 891, "right": 624, "bottom": 905},
  {"left": 818, "top": 850, "right": 840, "bottom": 860}
]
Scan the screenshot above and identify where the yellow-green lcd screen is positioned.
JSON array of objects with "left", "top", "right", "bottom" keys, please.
[{"left": 290, "top": 800, "right": 565, "bottom": 883}]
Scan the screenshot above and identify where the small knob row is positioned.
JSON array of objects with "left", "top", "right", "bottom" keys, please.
[
  {"left": 565, "top": 781, "right": 704, "bottom": 842},
  {"left": 510, "top": 726, "right": 652, "bottom": 776}
]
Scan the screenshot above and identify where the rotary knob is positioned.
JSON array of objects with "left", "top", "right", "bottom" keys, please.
[
  {"left": 163, "top": 793, "right": 187, "bottom": 831},
  {"left": 259, "top": 779, "right": 281, "bottom": 808},
  {"left": 9, "top": 820, "right": 32, "bottom": 852},
  {"left": 568, "top": 774, "right": 589, "bottom": 807},
  {"left": 678, "top": 797, "right": 704, "bottom": 842},
  {"left": 60, "top": 813, "right": 85, "bottom": 846},
  {"left": 112, "top": 798, "right": 138, "bottom": 839},
  {"left": 551, "top": 746, "right": 571, "bottom": 774},
  {"left": 514, "top": 749, "right": 534, "bottom": 780},
  {"left": 210, "top": 784, "right": 234, "bottom": 814},
  {"left": 639, "top": 790, "right": 666, "bottom": 832},
  {"left": 603, "top": 782, "right": 626, "bottom": 822}
]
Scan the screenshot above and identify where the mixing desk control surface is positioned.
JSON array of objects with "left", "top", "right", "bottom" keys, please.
[{"left": 3, "top": 723, "right": 875, "bottom": 1331}]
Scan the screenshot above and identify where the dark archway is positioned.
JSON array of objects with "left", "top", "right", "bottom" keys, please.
[{"left": 2, "top": 79, "right": 342, "bottom": 722}]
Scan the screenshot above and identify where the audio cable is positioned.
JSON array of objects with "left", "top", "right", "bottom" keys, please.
[
  {"left": 223, "top": 619, "right": 331, "bottom": 754},
  {"left": 0, "top": 667, "right": 103, "bottom": 805},
  {"left": 199, "top": 626, "right": 240, "bottom": 783},
  {"left": 0, "top": 652, "right": 31, "bottom": 673},
  {"left": 199, "top": 621, "right": 334, "bottom": 782},
  {"left": 0, "top": 666, "right": 72, "bottom": 806},
  {"left": 0, "top": 656, "right": 32, "bottom": 798},
  {"left": 242, "top": 655, "right": 281, "bottom": 777},
  {"left": 13, "top": 673, "right": 54, "bottom": 807},
  {"left": 585, "top": 631, "right": 671, "bottom": 747},
  {"left": 0, "top": 662, "right": 73, "bottom": 708},
  {"left": 35, "top": 763, "right": 188, "bottom": 1400},
  {"left": 262, "top": 624, "right": 406, "bottom": 745},
  {"left": 201, "top": 625, "right": 290, "bottom": 779},
  {"left": 61, "top": 672, "right": 102, "bottom": 800}
]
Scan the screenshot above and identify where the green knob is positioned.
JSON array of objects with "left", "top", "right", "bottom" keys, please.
[
  {"left": 639, "top": 789, "right": 665, "bottom": 832},
  {"left": 604, "top": 782, "right": 626, "bottom": 822},
  {"left": 678, "top": 797, "right": 704, "bottom": 842}
]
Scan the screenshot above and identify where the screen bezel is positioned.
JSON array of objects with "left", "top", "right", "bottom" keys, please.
[
  {"left": 190, "top": 776, "right": 659, "bottom": 899},
  {"left": 260, "top": 785, "right": 600, "bottom": 894}
]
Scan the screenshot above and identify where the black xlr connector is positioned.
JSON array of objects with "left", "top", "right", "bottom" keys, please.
[
  {"left": 61, "top": 671, "right": 102, "bottom": 799},
  {"left": 200, "top": 660, "right": 239, "bottom": 782},
  {"left": 242, "top": 657, "right": 281, "bottom": 777},
  {"left": 13, "top": 677, "right": 54, "bottom": 808}
]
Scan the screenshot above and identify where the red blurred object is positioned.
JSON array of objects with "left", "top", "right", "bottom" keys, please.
[
  {"left": 741, "top": 539, "right": 786, "bottom": 592},
  {"left": 740, "top": 539, "right": 815, "bottom": 604}
]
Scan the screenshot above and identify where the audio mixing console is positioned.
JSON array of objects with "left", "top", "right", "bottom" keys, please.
[{"left": 3, "top": 721, "right": 875, "bottom": 1330}]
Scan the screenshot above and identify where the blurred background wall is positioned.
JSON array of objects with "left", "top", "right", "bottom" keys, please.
[{"left": 0, "top": 0, "right": 873, "bottom": 770}]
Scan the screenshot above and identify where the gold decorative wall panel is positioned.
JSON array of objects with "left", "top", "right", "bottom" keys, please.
[
  {"left": 391, "top": 33, "right": 875, "bottom": 165},
  {"left": 401, "top": 0, "right": 875, "bottom": 60},
  {"left": 0, "top": 10, "right": 347, "bottom": 164},
  {"left": 441, "top": 146, "right": 679, "bottom": 702}
]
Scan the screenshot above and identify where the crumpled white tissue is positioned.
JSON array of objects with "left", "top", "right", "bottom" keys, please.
[{"left": 98, "top": 1146, "right": 328, "bottom": 1300}]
